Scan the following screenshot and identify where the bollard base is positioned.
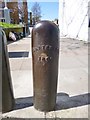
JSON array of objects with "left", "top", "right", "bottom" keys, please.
[{"left": 34, "top": 105, "right": 55, "bottom": 112}]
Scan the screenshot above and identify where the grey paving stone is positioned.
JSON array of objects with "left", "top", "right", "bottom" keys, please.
[
  {"left": 3, "top": 36, "right": 88, "bottom": 119},
  {"left": 11, "top": 70, "right": 33, "bottom": 98},
  {"left": 3, "top": 107, "right": 45, "bottom": 118}
]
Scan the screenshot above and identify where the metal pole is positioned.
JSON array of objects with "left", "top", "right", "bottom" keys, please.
[{"left": 32, "top": 21, "right": 59, "bottom": 112}]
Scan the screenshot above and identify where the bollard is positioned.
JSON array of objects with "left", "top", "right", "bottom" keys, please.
[
  {"left": 32, "top": 20, "right": 59, "bottom": 111},
  {"left": 1, "top": 30, "right": 15, "bottom": 113},
  {"left": 23, "top": 26, "right": 27, "bottom": 37},
  {"left": 30, "top": 12, "right": 32, "bottom": 25}
]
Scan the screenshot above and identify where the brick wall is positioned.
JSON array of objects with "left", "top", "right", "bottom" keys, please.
[
  {"left": 7, "top": 2, "right": 19, "bottom": 24},
  {"left": 23, "top": 1, "right": 28, "bottom": 24},
  {"left": 0, "top": 2, "right": 5, "bottom": 22}
]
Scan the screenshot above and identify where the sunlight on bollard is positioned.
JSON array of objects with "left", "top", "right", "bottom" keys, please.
[
  {"left": 1, "top": 30, "right": 15, "bottom": 113},
  {"left": 32, "top": 21, "right": 59, "bottom": 112}
]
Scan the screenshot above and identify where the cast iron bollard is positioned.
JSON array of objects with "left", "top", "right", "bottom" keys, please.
[
  {"left": 32, "top": 21, "right": 59, "bottom": 111},
  {"left": 23, "top": 26, "right": 26, "bottom": 37},
  {"left": 1, "top": 30, "right": 15, "bottom": 113}
]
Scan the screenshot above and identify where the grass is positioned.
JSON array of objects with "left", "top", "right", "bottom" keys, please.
[{"left": 0, "top": 22, "right": 23, "bottom": 28}]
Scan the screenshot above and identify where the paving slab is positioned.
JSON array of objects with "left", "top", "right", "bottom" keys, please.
[
  {"left": 20, "top": 58, "right": 32, "bottom": 70},
  {"left": 9, "top": 58, "right": 32, "bottom": 71},
  {"left": 57, "top": 68, "right": 88, "bottom": 95},
  {"left": 9, "top": 58, "right": 24, "bottom": 71},
  {"left": 3, "top": 106, "right": 45, "bottom": 118},
  {"left": 46, "top": 106, "right": 88, "bottom": 118},
  {"left": 7, "top": 44, "right": 30, "bottom": 52},
  {"left": 2, "top": 36, "right": 89, "bottom": 119},
  {"left": 7, "top": 36, "right": 31, "bottom": 53},
  {"left": 55, "top": 105, "right": 88, "bottom": 118},
  {"left": 11, "top": 70, "right": 33, "bottom": 98},
  {"left": 59, "top": 56, "right": 87, "bottom": 69}
]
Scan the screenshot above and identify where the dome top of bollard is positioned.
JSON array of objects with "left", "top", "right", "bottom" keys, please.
[
  {"left": 32, "top": 20, "right": 59, "bottom": 47},
  {"left": 33, "top": 20, "right": 59, "bottom": 30}
]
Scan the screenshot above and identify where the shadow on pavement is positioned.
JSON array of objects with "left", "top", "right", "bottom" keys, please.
[
  {"left": 14, "top": 96, "right": 33, "bottom": 110},
  {"left": 9, "top": 52, "right": 29, "bottom": 58},
  {"left": 56, "top": 92, "right": 90, "bottom": 111},
  {"left": 14, "top": 93, "right": 90, "bottom": 111}
]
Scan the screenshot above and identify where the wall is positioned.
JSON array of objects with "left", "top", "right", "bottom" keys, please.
[
  {"left": 0, "top": 2, "right": 5, "bottom": 22},
  {"left": 59, "top": 0, "right": 88, "bottom": 41},
  {"left": 7, "top": 2, "right": 19, "bottom": 24},
  {"left": 23, "top": 1, "right": 28, "bottom": 24}
]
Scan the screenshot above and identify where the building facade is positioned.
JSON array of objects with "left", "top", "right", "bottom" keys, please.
[
  {"left": 23, "top": 1, "right": 28, "bottom": 24},
  {"left": 0, "top": 0, "right": 28, "bottom": 24},
  {"left": 59, "top": 0, "right": 88, "bottom": 41},
  {"left": 0, "top": 2, "right": 5, "bottom": 22},
  {"left": 7, "top": 2, "right": 19, "bottom": 24}
]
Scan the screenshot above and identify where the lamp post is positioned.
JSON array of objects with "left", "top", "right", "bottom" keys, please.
[
  {"left": 4, "top": 0, "right": 10, "bottom": 23},
  {"left": 4, "top": 0, "right": 7, "bottom": 9}
]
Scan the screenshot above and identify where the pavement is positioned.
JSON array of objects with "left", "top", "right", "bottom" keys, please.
[{"left": 2, "top": 34, "right": 90, "bottom": 119}]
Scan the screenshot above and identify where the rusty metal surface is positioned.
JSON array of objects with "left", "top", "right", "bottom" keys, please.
[
  {"left": 32, "top": 21, "right": 59, "bottom": 111},
  {"left": 1, "top": 30, "right": 15, "bottom": 113}
]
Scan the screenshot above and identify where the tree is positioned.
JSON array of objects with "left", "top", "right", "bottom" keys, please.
[
  {"left": 18, "top": 1, "right": 28, "bottom": 24},
  {"left": 31, "top": 2, "right": 41, "bottom": 23}
]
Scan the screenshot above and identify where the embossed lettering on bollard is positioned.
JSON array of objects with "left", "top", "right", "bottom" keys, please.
[{"left": 32, "top": 21, "right": 59, "bottom": 112}]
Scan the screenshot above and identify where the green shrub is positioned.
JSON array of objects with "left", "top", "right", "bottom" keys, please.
[
  {"left": 0, "top": 22, "right": 24, "bottom": 38},
  {"left": 0, "top": 22, "right": 23, "bottom": 28}
]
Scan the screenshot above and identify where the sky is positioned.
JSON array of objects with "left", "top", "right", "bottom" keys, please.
[{"left": 27, "top": 1, "right": 59, "bottom": 21}]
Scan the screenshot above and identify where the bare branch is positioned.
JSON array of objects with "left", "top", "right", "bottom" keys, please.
[{"left": 31, "top": 2, "right": 41, "bottom": 23}]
